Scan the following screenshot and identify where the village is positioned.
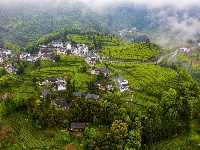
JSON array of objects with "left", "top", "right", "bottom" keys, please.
[
  {"left": 1, "top": 38, "right": 196, "bottom": 135},
  {"left": 0, "top": 40, "right": 131, "bottom": 134}
]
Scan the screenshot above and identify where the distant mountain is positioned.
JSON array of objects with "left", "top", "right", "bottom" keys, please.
[
  {"left": 0, "top": 0, "right": 110, "bottom": 47},
  {"left": 0, "top": 0, "right": 199, "bottom": 47}
]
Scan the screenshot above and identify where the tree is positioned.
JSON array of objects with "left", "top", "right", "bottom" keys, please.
[
  {"left": 84, "top": 127, "right": 95, "bottom": 139},
  {"left": 79, "top": 65, "right": 87, "bottom": 73},
  {"left": 0, "top": 68, "right": 6, "bottom": 77},
  {"left": 196, "top": 53, "right": 199, "bottom": 61},
  {"left": 134, "top": 35, "right": 149, "bottom": 43},
  {"left": 161, "top": 88, "right": 176, "bottom": 111},
  {"left": 110, "top": 120, "right": 128, "bottom": 143},
  {"left": 71, "top": 40, "right": 77, "bottom": 47},
  {"left": 55, "top": 131, "right": 71, "bottom": 144},
  {"left": 0, "top": 101, "right": 5, "bottom": 128},
  {"left": 5, "top": 96, "right": 21, "bottom": 113},
  {"left": 126, "top": 117, "right": 142, "bottom": 149},
  {"left": 113, "top": 108, "right": 131, "bottom": 125},
  {"left": 17, "top": 65, "right": 25, "bottom": 75},
  {"left": 54, "top": 55, "right": 61, "bottom": 62},
  {"left": 34, "top": 59, "right": 40, "bottom": 69}
]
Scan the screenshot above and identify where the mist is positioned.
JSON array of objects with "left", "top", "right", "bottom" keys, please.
[
  {"left": 1, "top": 0, "right": 199, "bottom": 8},
  {"left": 0, "top": 0, "right": 200, "bottom": 46}
]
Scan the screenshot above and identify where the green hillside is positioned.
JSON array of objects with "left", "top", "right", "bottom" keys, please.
[{"left": 0, "top": 30, "right": 200, "bottom": 149}]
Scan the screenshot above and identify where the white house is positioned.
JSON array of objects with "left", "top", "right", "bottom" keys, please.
[
  {"left": 0, "top": 57, "right": 4, "bottom": 63},
  {"left": 95, "top": 82, "right": 113, "bottom": 90},
  {"left": 56, "top": 82, "right": 67, "bottom": 91},
  {"left": 90, "top": 68, "right": 110, "bottom": 76},
  {"left": 52, "top": 41, "right": 64, "bottom": 48},
  {"left": 118, "top": 77, "right": 128, "bottom": 85},
  {"left": 5, "top": 66, "right": 17, "bottom": 74},
  {"left": 39, "top": 44, "right": 47, "bottom": 49},
  {"left": 0, "top": 51, "right": 6, "bottom": 58},
  {"left": 118, "top": 77, "right": 129, "bottom": 92},
  {"left": 45, "top": 77, "right": 67, "bottom": 91},
  {"left": 20, "top": 52, "right": 30, "bottom": 59},
  {"left": 26, "top": 56, "right": 37, "bottom": 62},
  {"left": 57, "top": 48, "right": 66, "bottom": 54},
  {"left": 89, "top": 54, "right": 97, "bottom": 60},
  {"left": 76, "top": 44, "right": 89, "bottom": 55},
  {"left": 67, "top": 44, "right": 72, "bottom": 50},
  {"left": 56, "top": 77, "right": 66, "bottom": 84},
  {"left": 179, "top": 47, "right": 190, "bottom": 53},
  {"left": 3, "top": 49, "right": 12, "bottom": 56},
  {"left": 71, "top": 47, "right": 77, "bottom": 54},
  {"left": 78, "top": 46, "right": 89, "bottom": 55},
  {"left": 77, "top": 44, "right": 86, "bottom": 48}
]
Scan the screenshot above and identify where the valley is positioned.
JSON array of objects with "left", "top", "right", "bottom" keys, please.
[
  {"left": 0, "top": 0, "right": 200, "bottom": 150},
  {"left": 0, "top": 30, "right": 200, "bottom": 149}
]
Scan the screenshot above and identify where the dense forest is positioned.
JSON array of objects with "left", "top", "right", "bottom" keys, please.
[{"left": 1, "top": 0, "right": 199, "bottom": 49}]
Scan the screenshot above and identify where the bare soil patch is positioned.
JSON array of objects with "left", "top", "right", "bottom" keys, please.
[
  {"left": 65, "top": 144, "right": 79, "bottom": 150},
  {"left": 0, "top": 125, "right": 14, "bottom": 140}
]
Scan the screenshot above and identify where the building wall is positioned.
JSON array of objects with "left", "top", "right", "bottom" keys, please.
[{"left": 52, "top": 42, "right": 64, "bottom": 48}]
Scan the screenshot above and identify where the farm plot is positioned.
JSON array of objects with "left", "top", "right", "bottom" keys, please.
[
  {"left": 107, "top": 62, "right": 177, "bottom": 103},
  {"left": 10, "top": 121, "right": 62, "bottom": 149},
  {"left": 67, "top": 33, "right": 122, "bottom": 47},
  {"left": 101, "top": 43, "right": 160, "bottom": 62}
]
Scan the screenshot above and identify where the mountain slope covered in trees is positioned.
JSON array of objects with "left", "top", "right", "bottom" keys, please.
[{"left": 1, "top": 0, "right": 199, "bottom": 48}]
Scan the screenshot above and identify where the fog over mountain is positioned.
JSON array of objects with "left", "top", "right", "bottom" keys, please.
[
  {"left": 0, "top": 0, "right": 200, "bottom": 46},
  {"left": 1, "top": 0, "right": 199, "bottom": 8}
]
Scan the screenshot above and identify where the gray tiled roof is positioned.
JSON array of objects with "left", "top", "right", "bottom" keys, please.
[
  {"left": 71, "top": 122, "right": 89, "bottom": 129},
  {"left": 118, "top": 77, "right": 127, "bottom": 82},
  {"left": 94, "top": 68, "right": 110, "bottom": 74},
  {"left": 73, "top": 92, "right": 84, "bottom": 97},
  {"left": 54, "top": 99, "right": 70, "bottom": 108},
  {"left": 42, "top": 89, "right": 50, "bottom": 97},
  {"left": 85, "top": 93, "right": 99, "bottom": 100}
]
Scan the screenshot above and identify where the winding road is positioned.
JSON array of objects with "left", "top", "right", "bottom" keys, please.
[{"left": 100, "top": 45, "right": 198, "bottom": 65}]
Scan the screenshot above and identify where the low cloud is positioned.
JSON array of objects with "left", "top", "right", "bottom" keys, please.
[
  {"left": 0, "top": 0, "right": 199, "bottom": 45},
  {"left": 1, "top": 0, "right": 199, "bottom": 8},
  {"left": 148, "top": 8, "right": 200, "bottom": 46},
  {"left": 81, "top": 0, "right": 200, "bottom": 9}
]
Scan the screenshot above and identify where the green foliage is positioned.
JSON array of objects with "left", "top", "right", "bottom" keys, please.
[
  {"left": 0, "top": 101, "right": 5, "bottom": 127},
  {"left": 2, "top": 41, "right": 20, "bottom": 53},
  {"left": 134, "top": 35, "right": 149, "bottom": 43},
  {"left": 110, "top": 120, "right": 128, "bottom": 142},
  {"left": 0, "top": 68, "right": 6, "bottom": 77},
  {"left": 55, "top": 131, "right": 71, "bottom": 144},
  {"left": 161, "top": 88, "right": 176, "bottom": 110},
  {"left": 25, "top": 28, "right": 80, "bottom": 53},
  {"left": 4, "top": 97, "right": 22, "bottom": 113},
  {"left": 34, "top": 59, "right": 40, "bottom": 69},
  {"left": 101, "top": 42, "right": 160, "bottom": 62},
  {"left": 0, "top": 27, "right": 200, "bottom": 150},
  {"left": 84, "top": 127, "right": 95, "bottom": 139}
]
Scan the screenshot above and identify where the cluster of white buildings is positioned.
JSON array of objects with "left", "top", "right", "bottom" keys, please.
[
  {"left": 39, "top": 77, "right": 67, "bottom": 91},
  {"left": 38, "top": 41, "right": 90, "bottom": 60},
  {"left": 0, "top": 49, "right": 13, "bottom": 63},
  {"left": 51, "top": 41, "right": 89, "bottom": 56},
  {"left": 118, "top": 27, "right": 137, "bottom": 36},
  {"left": 179, "top": 47, "right": 190, "bottom": 53}
]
